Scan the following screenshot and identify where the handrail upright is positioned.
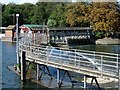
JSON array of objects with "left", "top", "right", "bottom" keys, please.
[
  {"left": 94, "top": 52, "right": 95, "bottom": 61},
  {"left": 117, "top": 54, "right": 119, "bottom": 74},
  {"left": 79, "top": 52, "right": 81, "bottom": 70},
  {"left": 75, "top": 49, "right": 76, "bottom": 66},
  {"left": 60, "top": 48, "right": 62, "bottom": 66},
  {"left": 101, "top": 55, "right": 103, "bottom": 77}
]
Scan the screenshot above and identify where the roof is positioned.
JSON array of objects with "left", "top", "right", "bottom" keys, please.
[
  {"left": 6, "top": 25, "right": 15, "bottom": 30},
  {"left": 49, "top": 27, "right": 92, "bottom": 31},
  {"left": 21, "top": 24, "right": 47, "bottom": 28}
]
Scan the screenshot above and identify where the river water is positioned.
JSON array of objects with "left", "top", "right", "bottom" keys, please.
[
  {"left": 2, "top": 41, "right": 43, "bottom": 89},
  {"left": 1, "top": 41, "right": 120, "bottom": 89}
]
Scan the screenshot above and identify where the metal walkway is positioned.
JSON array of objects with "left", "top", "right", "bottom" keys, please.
[{"left": 19, "top": 42, "right": 120, "bottom": 79}]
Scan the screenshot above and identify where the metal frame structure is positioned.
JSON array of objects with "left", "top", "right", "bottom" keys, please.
[{"left": 19, "top": 36, "right": 120, "bottom": 89}]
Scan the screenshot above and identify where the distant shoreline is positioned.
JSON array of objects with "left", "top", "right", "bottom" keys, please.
[{"left": 96, "top": 38, "right": 120, "bottom": 45}]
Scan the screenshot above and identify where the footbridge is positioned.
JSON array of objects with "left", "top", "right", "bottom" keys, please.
[{"left": 18, "top": 39, "right": 120, "bottom": 89}]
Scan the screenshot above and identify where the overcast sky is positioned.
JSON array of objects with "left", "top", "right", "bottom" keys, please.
[{"left": 0, "top": 0, "right": 120, "bottom": 4}]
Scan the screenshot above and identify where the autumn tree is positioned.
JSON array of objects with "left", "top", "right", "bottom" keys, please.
[
  {"left": 66, "top": 2, "right": 120, "bottom": 38},
  {"left": 66, "top": 2, "right": 90, "bottom": 27},
  {"left": 89, "top": 2, "right": 120, "bottom": 37}
]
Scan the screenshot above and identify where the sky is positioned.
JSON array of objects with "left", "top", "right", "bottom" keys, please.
[
  {"left": 0, "top": 0, "right": 38, "bottom": 4},
  {"left": 0, "top": 0, "right": 120, "bottom": 4}
]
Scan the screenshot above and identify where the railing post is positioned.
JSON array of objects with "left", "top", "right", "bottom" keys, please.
[
  {"left": 94, "top": 52, "right": 95, "bottom": 61},
  {"left": 93, "top": 51, "right": 96, "bottom": 69},
  {"left": 117, "top": 54, "right": 119, "bottom": 73},
  {"left": 46, "top": 47, "right": 48, "bottom": 61},
  {"left": 119, "top": 68, "right": 120, "bottom": 90},
  {"left": 84, "top": 75, "right": 87, "bottom": 90},
  {"left": 101, "top": 55, "right": 103, "bottom": 76},
  {"left": 75, "top": 49, "right": 76, "bottom": 66},
  {"left": 60, "top": 48, "right": 62, "bottom": 64},
  {"left": 79, "top": 53, "right": 80, "bottom": 69}
]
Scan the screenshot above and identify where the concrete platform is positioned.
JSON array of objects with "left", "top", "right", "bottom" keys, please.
[{"left": 7, "top": 65, "right": 85, "bottom": 89}]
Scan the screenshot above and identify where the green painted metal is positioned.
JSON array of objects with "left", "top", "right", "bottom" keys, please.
[{"left": 23, "top": 24, "right": 47, "bottom": 28}]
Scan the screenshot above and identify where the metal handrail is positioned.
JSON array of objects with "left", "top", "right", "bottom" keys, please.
[{"left": 18, "top": 34, "right": 120, "bottom": 78}]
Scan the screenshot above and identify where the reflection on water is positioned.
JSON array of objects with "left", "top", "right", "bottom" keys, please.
[
  {"left": 71, "top": 45, "right": 120, "bottom": 54},
  {"left": 2, "top": 41, "right": 43, "bottom": 89},
  {"left": 1, "top": 40, "right": 120, "bottom": 88}
]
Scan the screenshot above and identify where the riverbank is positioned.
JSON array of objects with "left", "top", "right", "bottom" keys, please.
[{"left": 96, "top": 38, "right": 120, "bottom": 45}]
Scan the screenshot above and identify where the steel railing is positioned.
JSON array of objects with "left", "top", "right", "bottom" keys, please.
[{"left": 19, "top": 42, "right": 120, "bottom": 79}]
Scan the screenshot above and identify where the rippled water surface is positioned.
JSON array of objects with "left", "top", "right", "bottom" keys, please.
[
  {"left": 1, "top": 41, "right": 120, "bottom": 88},
  {"left": 2, "top": 41, "right": 43, "bottom": 89}
]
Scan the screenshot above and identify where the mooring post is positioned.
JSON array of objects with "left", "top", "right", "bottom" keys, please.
[
  {"left": 21, "top": 51, "right": 26, "bottom": 81},
  {"left": 84, "top": 75, "right": 87, "bottom": 90},
  {"left": 57, "top": 69, "right": 60, "bottom": 87},
  {"left": 37, "top": 64, "right": 39, "bottom": 80}
]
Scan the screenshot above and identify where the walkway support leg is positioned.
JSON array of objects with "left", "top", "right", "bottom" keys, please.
[
  {"left": 57, "top": 69, "right": 60, "bottom": 87},
  {"left": 88, "top": 76, "right": 101, "bottom": 90},
  {"left": 45, "top": 66, "right": 52, "bottom": 79},
  {"left": 66, "top": 71, "right": 74, "bottom": 87},
  {"left": 84, "top": 75, "right": 87, "bottom": 90},
  {"left": 94, "top": 78, "right": 101, "bottom": 90},
  {"left": 21, "top": 51, "right": 26, "bottom": 82},
  {"left": 57, "top": 69, "right": 74, "bottom": 87},
  {"left": 37, "top": 64, "right": 39, "bottom": 80}
]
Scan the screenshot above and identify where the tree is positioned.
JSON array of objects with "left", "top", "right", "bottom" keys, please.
[
  {"left": 89, "top": 3, "right": 120, "bottom": 30},
  {"left": 2, "top": 3, "right": 23, "bottom": 26},
  {"left": 47, "top": 3, "right": 67, "bottom": 27},
  {"left": 47, "top": 19, "right": 57, "bottom": 27},
  {"left": 89, "top": 2, "right": 120, "bottom": 37},
  {"left": 2, "top": 3, "right": 16, "bottom": 26},
  {"left": 20, "top": 3, "right": 35, "bottom": 24},
  {"left": 30, "top": 2, "right": 55, "bottom": 25},
  {"left": 66, "top": 2, "right": 90, "bottom": 27}
]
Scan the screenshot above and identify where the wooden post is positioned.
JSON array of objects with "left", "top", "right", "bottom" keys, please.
[{"left": 21, "top": 51, "right": 26, "bottom": 81}]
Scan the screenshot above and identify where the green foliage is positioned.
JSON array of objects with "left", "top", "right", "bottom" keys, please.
[
  {"left": 95, "top": 31, "right": 104, "bottom": 39},
  {"left": 1, "top": 2, "right": 120, "bottom": 38},
  {"left": 30, "top": 2, "right": 56, "bottom": 24},
  {"left": 66, "top": 2, "right": 90, "bottom": 27},
  {"left": 47, "top": 19, "right": 56, "bottom": 27},
  {"left": 47, "top": 3, "right": 67, "bottom": 27}
]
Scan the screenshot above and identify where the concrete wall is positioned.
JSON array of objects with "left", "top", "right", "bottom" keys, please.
[
  {"left": 5, "top": 30, "right": 13, "bottom": 37},
  {"left": 96, "top": 38, "right": 120, "bottom": 44}
]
